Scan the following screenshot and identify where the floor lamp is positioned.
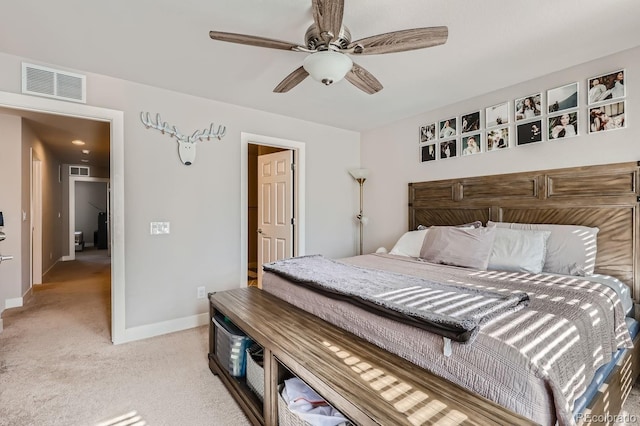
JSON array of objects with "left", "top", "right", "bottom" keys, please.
[{"left": 349, "top": 168, "right": 369, "bottom": 255}]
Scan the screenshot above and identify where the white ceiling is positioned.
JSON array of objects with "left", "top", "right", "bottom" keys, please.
[{"left": 1, "top": 0, "right": 639, "bottom": 165}]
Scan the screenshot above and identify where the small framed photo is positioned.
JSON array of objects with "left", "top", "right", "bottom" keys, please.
[
  {"left": 439, "top": 117, "right": 457, "bottom": 138},
  {"left": 461, "top": 111, "right": 480, "bottom": 134},
  {"left": 420, "top": 143, "right": 437, "bottom": 162},
  {"left": 486, "top": 127, "right": 510, "bottom": 151},
  {"left": 439, "top": 139, "right": 458, "bottom": 159},
  {"left": 588, "top": 101, "right": 626, "bottom": 133},
  {"left": 516, "top": 119, "right": 543, "bottom": 145},
  {"left": 461, "top": 133, "right": 482, "bottom": 155},
  {"left": 486, "top": 102, "right": 509, "bottom": 128},
  {"left": 515, "top": 93, "right": 542, "bottom": 121},
  {"left": 547, "top": 82, "right": 578, "bottom": 113},
  {"left": 419, "top": 123, "right": 436, "bottom": 143},
  {"left": 588, "top": 69, "right": 625, "bottom": 105},
  {"left": 548, "top": 112, "right": 578, "bottom": 140}
]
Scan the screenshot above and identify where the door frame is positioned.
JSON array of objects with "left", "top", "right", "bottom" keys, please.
[
  {"left": 241, "top": 132, "right": 305, "bottom": 287},
  {"left": 0, "top": 91, "right": 126, "bottom": 344},
  {"left": 30, "top": 153, "right": 42, "bottom": 286},
  {"left": 66, "top": 176, "right": 110, "bottom": 261}
]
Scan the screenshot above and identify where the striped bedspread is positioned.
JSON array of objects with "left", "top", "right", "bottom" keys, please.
[
  {"left": 263, "top": 255, "right": 529, "bottom": 343},
  {"left": 262, "top": 253, "right": 633, "bottom": 426}
]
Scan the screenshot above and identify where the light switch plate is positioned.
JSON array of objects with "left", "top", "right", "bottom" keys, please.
[{"left": 150, "top": 222, "right": 170, "bottom": 235}]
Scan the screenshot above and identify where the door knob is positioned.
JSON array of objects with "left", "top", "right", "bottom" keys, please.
[
  {"left": 257, "top": 228, "right": 263, "bottom": 234},
  {"left": 0, "top": 255, "right": 14, "bottom": 264}
]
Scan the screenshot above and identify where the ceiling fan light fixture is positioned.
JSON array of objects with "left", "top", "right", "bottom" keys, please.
[{"left": 303, "top": 51, "right": 353, "bottom": 86}]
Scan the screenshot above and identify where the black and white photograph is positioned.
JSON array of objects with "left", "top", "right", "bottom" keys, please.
[
  {"left": 461, "top": 111, "right": 480, "bottom": 133},
  {"left": 439, "top": 139, "right": 457, "bottom": 159},
  {"left": 420, "top": 143, "right": 437, "bottom": 162},
  {"left": 439, "top": 117, "right": 457, "bottom": 138},
  {"left": 516, "top": 119, "right": 543, "bottom": 145},
  {"left": 548, "top": 112, "right": 578, "bottom": 139},
  {"left": 461, "top": 134, "right": 481, "bottom": 155},
  {"left": 547, "top": 82, "right": 578, "bottom": 113},
  {"left": 485, "top": 102, "right": 509, "bottom": 128},
  {"left": 588, "top": 101, "right": 626, "bottom": 133},
  {"left": 420, "top": 123, "right": 436, "bottom": 143},
  {"left": 515, "top": 93, "right": 542, "bottom": 121},
  {"left": 588, "top": 70, "right": 625, "bottom": 105},
  {"left": 486, "top": 127, "right": 509, "bottom": 151}
]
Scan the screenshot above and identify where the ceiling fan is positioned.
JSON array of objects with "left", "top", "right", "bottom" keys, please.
[{"left": 209, "top": 0, "right": 448, "bottom": 94}]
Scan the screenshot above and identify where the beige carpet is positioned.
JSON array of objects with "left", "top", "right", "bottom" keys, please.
[
  {"left": 0, "top": 249, "right": 249, "bottom": 426},
  {"left": 1, "top": 249, "right": 639, "bottom": 425}
]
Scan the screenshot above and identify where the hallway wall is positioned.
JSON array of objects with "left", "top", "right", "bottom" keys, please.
[{"left": 0, "top": 114, "right": 23, "bottom": 315}]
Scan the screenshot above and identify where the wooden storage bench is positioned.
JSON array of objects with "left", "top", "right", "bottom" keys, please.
[{"left": 208, "top": 287, "right": 535, "bottom": 425}]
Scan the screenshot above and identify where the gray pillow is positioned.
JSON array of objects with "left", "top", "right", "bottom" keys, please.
[
  {"left": 389, "top": 221, "right": 483, "bottom": 258},
  {"left": 488, "top": 228, "right": 551, "bottom": 274},
  {"left": 487, "top": 221, "right": 599, "bottom": 276},
  {"left": 420, "top": 225, "right": 497, "bottom": 270}
]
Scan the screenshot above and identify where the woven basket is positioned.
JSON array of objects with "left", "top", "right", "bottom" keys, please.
[
  {"left": 245, "top": 345, "right": 264, "bottom": 401},
  {"left": 277, "top": 384, "right": 353, "bottom": 426},
  {"left": 278, "top": 385, "right": 308, "bottom": 426}
]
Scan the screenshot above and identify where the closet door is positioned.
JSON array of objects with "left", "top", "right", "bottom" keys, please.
[{"left": 257, "top": 150, "right": 293, "bottom": 287}]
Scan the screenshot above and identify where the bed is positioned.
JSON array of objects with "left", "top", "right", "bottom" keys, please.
[{"left": 262, "top": 161, "right": 640, "bottom": 426}]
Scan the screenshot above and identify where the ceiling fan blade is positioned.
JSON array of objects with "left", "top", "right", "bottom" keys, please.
[
  {"left": 273, "top": 66, "right": 310, "bottom": 93},
  {"left": 349, "top": 26, "right": 448, "bottom": 55},
  {"left": 345, "top": 63, "right": 383, "bottom": 95},
  {"left": 209, "top": 31, "right": 301, "bottom": 51},
  {"left": 311, "top": 0, "right": 345, "bottom": 42}
]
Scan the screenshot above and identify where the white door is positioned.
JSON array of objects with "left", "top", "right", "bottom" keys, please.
[
  {"left": 106, "top": 181, "right": 111, "bottom": 257},
  {"left": 31, "top": 157, "right": 42, "bottom": 285},
  {"left": 257, "top": 150, "right": 293, "bottom": 287}
]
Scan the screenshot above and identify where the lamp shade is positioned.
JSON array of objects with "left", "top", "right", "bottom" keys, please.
[
  {"left": 303, "top": 51, "right": 353, "bottom": 86},
  {"left": 349, "top": 168, "right": 369, "bottom": 180}
]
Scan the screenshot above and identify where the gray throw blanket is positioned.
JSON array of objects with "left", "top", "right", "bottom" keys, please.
[{"left": 263, "top": 255, "right": 529, "bottom": 343}]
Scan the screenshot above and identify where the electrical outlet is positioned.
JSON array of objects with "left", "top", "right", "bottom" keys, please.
[{"left": 197, "top": 286, "right": 206, "bottom": 299}]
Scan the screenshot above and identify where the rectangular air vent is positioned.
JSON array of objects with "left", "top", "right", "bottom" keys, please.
[
  {"left": 22, "top": 63, "right": 86, "bottom": 103},
  {"left": 69, "top": 166, "right": 90, "bottom": 177}
]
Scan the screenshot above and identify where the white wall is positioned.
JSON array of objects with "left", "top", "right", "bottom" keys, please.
[
  {"left": 0, "top": 51, "right": 360, "bottom": 334},
  {"left": 24, "top": 123, "right": 64, "bottom": 277},
  {"left": 0, "top": 115, "right": 23, "bottom": 312},
  {"left": 361, "top": 46, "right": 640, "bottom": 253}
]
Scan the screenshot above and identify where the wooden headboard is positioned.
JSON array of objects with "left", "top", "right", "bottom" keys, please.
[{"left": 408, "top": 161, "right": 640, "bottom": 302}]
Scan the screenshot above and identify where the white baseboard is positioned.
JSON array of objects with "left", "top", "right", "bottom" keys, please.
[
  {"left": 113, "top": 312, "right": 209, "bottom": 345},
  {"left": 5, "top": 297, "right": 23, "bottom": 309},
  {"left": 42, "top": 259, "right": 60, "bottom": 278},
  {"left": 22, "top": 287, "right": 33, "bottom": 305},
  {"left": 61, "top": 255, "right": 74, "bottom": 261}
]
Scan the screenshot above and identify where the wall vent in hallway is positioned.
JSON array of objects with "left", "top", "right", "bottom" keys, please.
[
  {"left": 69, "top": 166, "right": 90, "bottom": 177},
  {"left": 22, "top": 63, "right": 86, "bottom": 103}
]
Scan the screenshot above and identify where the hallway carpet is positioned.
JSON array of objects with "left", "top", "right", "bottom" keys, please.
[{"left": 0, "top": 250, "right": 249, "bottom": 426}]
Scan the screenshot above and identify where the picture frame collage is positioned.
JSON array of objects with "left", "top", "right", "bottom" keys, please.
[{"left": 419, "top": 69, "right": 627, "bottom": 163}]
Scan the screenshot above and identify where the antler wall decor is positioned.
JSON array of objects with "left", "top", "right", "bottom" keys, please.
[{"left": 140, "top": 112, "right": 226, "bottom": 165}]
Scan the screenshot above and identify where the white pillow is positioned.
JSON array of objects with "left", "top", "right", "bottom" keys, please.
[
  {"left": 488, "top": 221, "right": 599, "bottom": 276},
  {"left": 488, "top": 228, "right": 551, "bottom": 274},
  {"left": 389, "top": 229, "right": 428, "bottom": 257}
]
